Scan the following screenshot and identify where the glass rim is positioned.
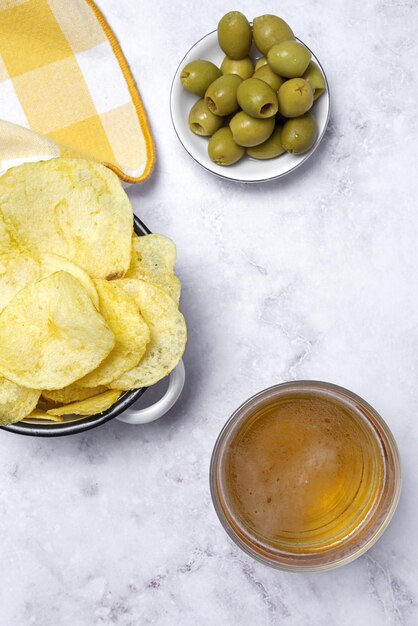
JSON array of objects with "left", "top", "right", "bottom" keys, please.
[{"left": 209, "top": 380, "right": 402, "bottom": 572}]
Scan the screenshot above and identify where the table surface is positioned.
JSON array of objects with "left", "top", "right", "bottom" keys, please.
[{"left": 2, "top": 1, "right": 418, "bottom": 624}]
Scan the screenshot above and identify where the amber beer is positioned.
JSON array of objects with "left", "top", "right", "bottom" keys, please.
[{"left": 210, "top": 382, "right": 401, "bottom": 571}]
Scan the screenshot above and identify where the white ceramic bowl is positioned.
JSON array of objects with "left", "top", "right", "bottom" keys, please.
[{"left": 170, "top": 31, "right": 330, "bottom": 183}]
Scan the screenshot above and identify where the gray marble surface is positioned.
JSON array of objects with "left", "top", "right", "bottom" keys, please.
[{"left": 1, "top": 0, "right": 418, "bottom": 624}]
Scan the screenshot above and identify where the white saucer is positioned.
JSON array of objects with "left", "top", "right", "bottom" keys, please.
[{"left": 170, "top": 31, "right": 330, "bottom": 183}]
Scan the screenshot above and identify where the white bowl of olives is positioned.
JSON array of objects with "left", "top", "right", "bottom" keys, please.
[{"left": 170, "top": 12, "right": 330, "bottom": 183}]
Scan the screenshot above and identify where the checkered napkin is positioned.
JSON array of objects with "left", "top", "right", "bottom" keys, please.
[{"left": 0, "top": 0, "right": 155, "bottom": 183}]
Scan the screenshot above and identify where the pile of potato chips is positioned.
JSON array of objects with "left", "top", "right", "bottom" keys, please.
[{"left": 0, "top": 158, "right": 186, "bottom": 425}]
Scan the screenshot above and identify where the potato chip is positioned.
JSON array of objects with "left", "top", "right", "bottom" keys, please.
[
  {"left": 0, "top": 248, "right": 99, "bottom": 320},
  {"left": 42, "top": 384, "right": 108, "bottom": 405},
  {"left": 126, "top": 234, "right": 181, "bottom": 304},
  {"left": 0, "top": 251, "right": 41, "bottom": 313},
  {"left": 0, "top": 212, "right": 13, "bottom": 253},
  {"left": 47, "top": 389, "right": 121, "bottom": 416},
  {"left": 23, "top": 408, "right": 64, "bottom": 423},
  {"left": 109, "top": 279, "right": 187, "bottom": 389},
  {"left": 0, "top": 158, "right": 132, "bottom": 279},
  {"left": 0, "top": 377, "right": 40, "bottom": 425},
  {"left": 78, "top": 279, "right": 150, "bottom": 387},
  {"left": 39, "top": 252, "right": 99, "bottom": 308},
  {"left": 0, "top": 271, "right": 115, "bottom": 390}
]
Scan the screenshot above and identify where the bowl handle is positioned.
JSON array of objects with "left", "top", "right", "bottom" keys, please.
[{"left": 116, "top": 360, "right": 185, "bottom": 425}]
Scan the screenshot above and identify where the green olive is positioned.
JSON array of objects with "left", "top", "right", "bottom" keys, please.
[
  {"left": 252, "top": 15, "right": 294, "bottom": 56},
  {"left": 247, "top": 125, "right": 285, "bottom": 159},
  {"left": 278, "top": 78, "right": 313, "bottom": 117},
  {"left": 220, "top": 56, "right": 254, "bottom": 80},
  {"left": 268, "top": 41, "right": 311, "bottom": 78},
  {"left": 180, "top": 60, "right": 222, "bottom": 96},
  {"left": 253, "top": 65, "right": 284, "bottom": 91},
  {"left": 255, "top": 56, "right": 268, "bottom": 71},
  {"left": 230, "top": 111, "right": 275, "bottom": 147},
  {"left": 208, "top": 127, "right": 245, "bottom": 165},
  {"left": 237, "top": 78, "right": 278, "bottom": 119},
  {"left": 217, "top": 11, "right": 252, "bottom": 60},
  {"left": 188, "top": 99, "right": 224, "bottom": 136},
  {"left": 205, "top": 74, "right": 242, "bottom": 116},
  {"left": 281, "top": 113, "right": 318, "bottom": 154},
  {"left": 303, "top": 61, "right": 326, "bottom": 100}
]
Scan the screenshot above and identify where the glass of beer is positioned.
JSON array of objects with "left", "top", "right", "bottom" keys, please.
[{"left": 210, "top": 381, "right": 401, "bottom": 572}]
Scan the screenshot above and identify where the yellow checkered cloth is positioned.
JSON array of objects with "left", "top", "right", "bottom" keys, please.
[{"left": 0, "top": 0, "right": 155, "bottom": 183}]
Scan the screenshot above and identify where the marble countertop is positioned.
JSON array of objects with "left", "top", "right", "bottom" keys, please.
[{"left": 1, "top": 0, "right": 418, "bottom": 624}]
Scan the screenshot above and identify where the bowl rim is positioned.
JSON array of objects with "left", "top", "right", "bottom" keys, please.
[
  {"left": 209, "top": 380, "right": 402, "bottom": 572},
  {"left": 0, "top": 215, "right": 151, "bottom": 438},
  {"left": 170, "top": 31, "right": 331, "bottom": 184}
]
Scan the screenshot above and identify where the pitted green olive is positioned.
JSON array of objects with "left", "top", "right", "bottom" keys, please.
[
  {"left": 208, "top": 127, "right": 245, "bottom": 165},
  {"left": 220, "top": 56, "right": 254, "bottom": 80},
  {"left": 217, "top": 11, "right": 252, "bottom": 60},
  {"left": 247, "top": 126, "right": 285, "bottom": 159},
  {"left": 237, "top": 78, "right": 278, "bottom": 119},
  {"left": 188, "top": 99, "right": 224, "bottom": 136},
  {"left": 205, "top": 74, "right": 242, "bottom": 116},
  {"left": 278, "top": 78, "right": 313, "bottom": 117},
  {"left": 229, "top": 111, "right": 275, "bottom": 147},
  {"left": 268, "top": 41, "right": 311, "bottom": 78},
  {"left": 253, "top": 65, "right": 284, "bottom": 91},
  {"left": 253, "top": 14, "right": 294, "bottom": 56},
  {"left": 303, "top": 61, "right": 326, "bottom": 100},
  {"left": 180, "top": 60, "right": 222, "bottom": 96},
  {"left": 281, "top": 113, "right": 318, "bottom": 154}
]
